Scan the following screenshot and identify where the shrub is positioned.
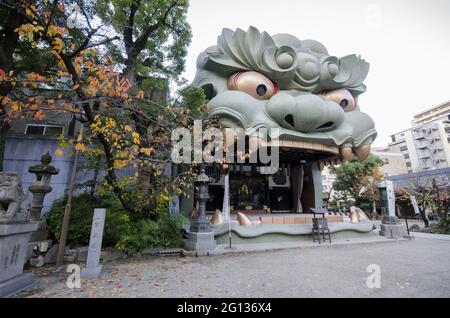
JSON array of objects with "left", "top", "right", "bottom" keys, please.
[
  {"left": 116, "top": 203, "right": 189, "bottom": 255},
  {"left": 46, "top": 193, "right": 129, "bottom": 246},
  {"left": 47, "top": 193, "right": 189, "bottom": 254}
]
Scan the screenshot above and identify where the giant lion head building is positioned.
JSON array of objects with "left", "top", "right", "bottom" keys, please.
[{"left": 185, "top": 27, "right": 377, "bottom": 242}]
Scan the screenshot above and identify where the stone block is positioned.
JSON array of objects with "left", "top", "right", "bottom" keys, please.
[
  {"left": 260, "top": 217, "right": 272, "bottom": 224},
  {"left": 44, "top": 243, "right": 59, "bottom": 264},
  {"left": 0, "top": 221, "right": 38, "bottom": 297},
  {"left": 0, "top": 272, "right": 34, "bottom": 298},
  {"left": 304, "top": 216, "right": 313, "bottom": 224},
  {"left": 64, "top": 254, "right": 76, "bottom": 263},
  {"left": 284, "top": 216, "right": 295, "bottom": 224},
  {"left": 29, "top": 220, "right": 49, "bottom": 242},
  {"left": 184, "top": 231, "right": 216, "bottom": 252},
  {"left": 29, "top": 255, "right": 45, "bottom": 267},
  {"left": 379, "top": 223, "right": 407, "bottom": 239},
  {"left": 81, "top": 265, "right": 102, "bottom": 280},
  {"left": 272, "top": 216, "right": 284, "bottom": 224},
  {"left": 294, "top": 216, "right": 306, "bottom": 224}
]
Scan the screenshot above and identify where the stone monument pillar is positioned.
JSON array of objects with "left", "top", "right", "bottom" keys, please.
[
  {"left": 184, "top": 168, "right": 216, "bottom": 253},
  {"left": 0, "top": 172, "right": 38, "bottom": 297},
  {"left": 377, "top": 180, "right": 406, "bottom": 238},
  {"left": 81, "top": 208, "right": 106, "bottom": 280},
  {"left": 28, "top": 152, "right": 59, "bottom": 243}
]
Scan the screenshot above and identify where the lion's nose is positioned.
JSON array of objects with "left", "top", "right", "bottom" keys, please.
[{"left": 266, "top": 93, "right": 344, "bottom": 133}]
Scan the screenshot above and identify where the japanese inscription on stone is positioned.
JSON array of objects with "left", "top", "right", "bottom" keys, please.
[{"left": 86, "top": 208, "right": 106, "bottom": 269}]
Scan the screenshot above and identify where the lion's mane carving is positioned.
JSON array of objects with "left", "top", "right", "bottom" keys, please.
[{"left": 193, "top": 26, "right": 377, "bottom": 160}]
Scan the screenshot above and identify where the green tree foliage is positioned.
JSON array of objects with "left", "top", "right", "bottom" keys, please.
[
  {"left": 0, "top": 1, "right": 97, "bottom": 170},
  {"left": 330, "top": 155, "right": 384, "bottom": 209},
  {"left": 96, "top": 0, "right": 191, "bottom": 84},
  {"left": 1, "top": 0, "right": 206, "bottom": 217}
]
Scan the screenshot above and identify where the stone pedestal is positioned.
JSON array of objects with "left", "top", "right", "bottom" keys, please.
[
  {"left": 379, "top": 216, "right": 407, "bottom": 239},
  {"left": 0, "top": 221, "right": 39, "bottom": 297},
  {"left": 26, "top": 220, "right": 50, "bottom": 261},
  {"left": 29, "top": 219, "right": 48, "bottom": 242},
  {"left": 184, "top": 231, "right": 216, "bottom": 252},
  {"left": 81, "top": 266, "right": 103, "bottom": 280},
  {"left": 379, "top": 223, "right": 407, "bottom": 238}
]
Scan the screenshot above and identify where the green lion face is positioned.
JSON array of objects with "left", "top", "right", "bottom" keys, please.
[{"left": 193, "top": 27, "right": 377, "bottom": 160}]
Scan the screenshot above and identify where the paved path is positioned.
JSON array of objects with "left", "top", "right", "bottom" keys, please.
[
  {"left": 410, "top": 232, "right": 450, "bottom": 241},
  {"left": 17, "top": 237, "right": 450, "bottom": 298}
]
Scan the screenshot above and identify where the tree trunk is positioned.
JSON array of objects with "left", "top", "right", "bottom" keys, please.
[
  {"left": 419, "top": 207, "right": 429, "bottom": 228},
  {"left": 123, "top": 47, "right": 154, "bottom": 195}
]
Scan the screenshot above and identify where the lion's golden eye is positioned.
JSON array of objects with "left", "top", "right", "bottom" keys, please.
[
  {"left": 227, "top": 71, "right": 278, "bottom": 100},
  {"left": 320, "top": 88, "right": 356, "bottom": 112}
]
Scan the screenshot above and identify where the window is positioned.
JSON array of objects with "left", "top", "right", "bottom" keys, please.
[
  {"left": 400, "top": 145, "right": 408, "bottom": 151},
  {"left": 45, "top": 126, "right": 64, "bottom": 136},
  {"left": 406, "top": 161, "right": 412, "bottom": 167},
  {"left": 25, "top": 125, "right": 45, "bottom": 135},
  {"left": 383, "top": 158, "right": 389, "bottom": 164},
  {"left": 403, "top": 154, "right": 409, "bottom": 159},
  {"left": 25, "top": 124, "right": 64, "bottom": 137}
]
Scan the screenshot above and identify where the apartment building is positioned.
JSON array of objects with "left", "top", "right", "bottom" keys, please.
[
  {"left": 389, "top": 101, "right": 450, "bottom": 173},
  {"left": 371, "top": 146, "right": 408, "bottom": 176}
]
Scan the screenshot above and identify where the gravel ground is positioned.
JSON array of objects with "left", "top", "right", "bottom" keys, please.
[{"left": 17, "top": 237, "right": 450, "bottom": 298}]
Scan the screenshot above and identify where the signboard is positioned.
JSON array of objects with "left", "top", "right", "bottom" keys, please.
[
  {"left": 410, "top": 195, "right": 420, "bottom": 215},
  {"left": 386, "top": 180, "right": 396, "bottom": 217}
]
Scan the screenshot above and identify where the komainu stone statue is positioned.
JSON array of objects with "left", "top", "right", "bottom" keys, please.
[
  {"left": 0, "top": 171, "right": 36, "bottom": 297},
  {"left": 0, "top": 172, "right": 30, "bottom": 222},
  {"left": 193, "top": 26, "right": 377, "bottom": 160}
]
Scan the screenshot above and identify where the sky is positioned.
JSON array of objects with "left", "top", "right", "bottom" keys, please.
[{"left": 181, "top": 0, "right": 450, "bottom": 147}]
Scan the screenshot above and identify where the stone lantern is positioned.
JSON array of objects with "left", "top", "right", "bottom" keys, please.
[
  {"left": 27, "top": 153, "right": 59, "bottom": 244},
  {"left": 184, "top": 168, "right": 216, "bottom": 253},
  {"left": 28, "top": 152, "right": 59, "bottom": 222}
]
